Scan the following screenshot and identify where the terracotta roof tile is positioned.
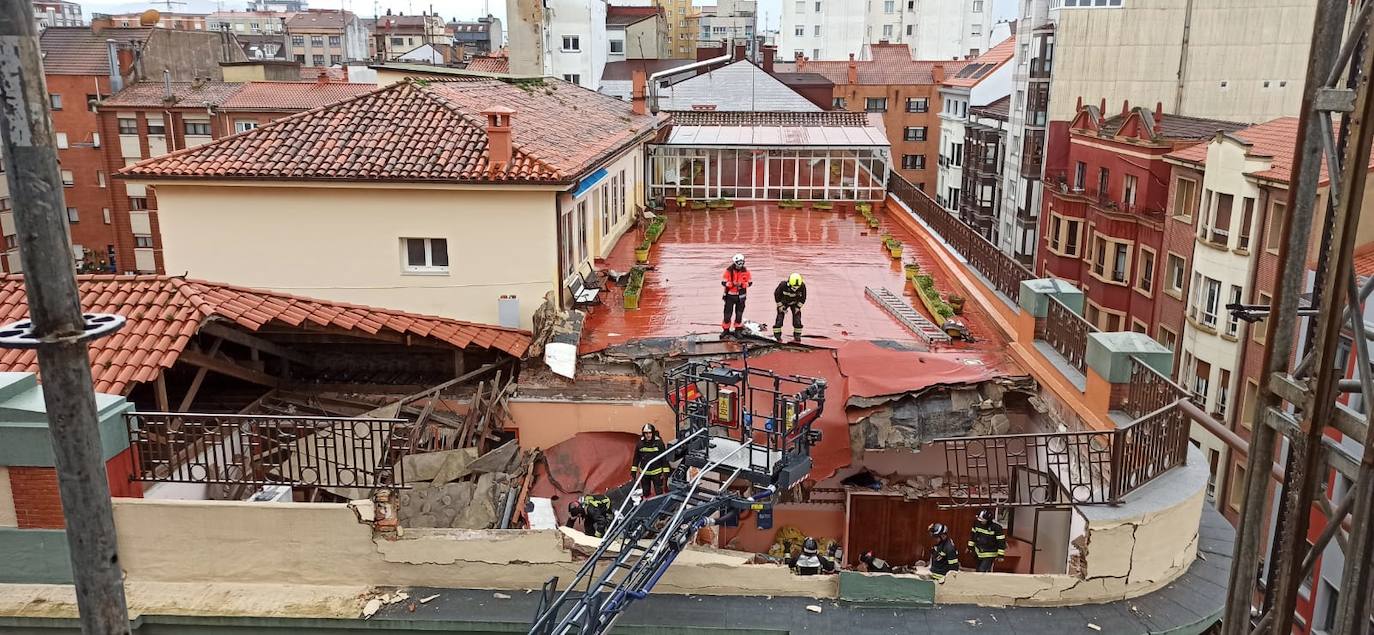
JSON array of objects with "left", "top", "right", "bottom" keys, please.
[
  {"left": 943, "top": 36, "right": 1016, "bottom": 88},
  {"left": 39, "top": 27, "right": 150, "bottom": 75},
  {"left": 776, "top": 43, "right": 968, "bottom": 85},
  {"left": 465, "top": 54, "right": 509, "bottom": 74},
  {"left": 221, "top": 81, "right": 376, "bottom": 111},
  {"left": 1165, "top": 117, "right": 1374, "bottom": 184},
  {"left": 118, "top": 78, "right": 665, "bottom": 184},
  {"left": 103, "top": 81, "right": 245, "bottom": 108},
  {"left": 0, "top": 275, "right": 530, "bottom": 395}
]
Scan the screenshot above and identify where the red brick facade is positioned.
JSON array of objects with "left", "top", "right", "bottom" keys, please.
[
  {"left": 8, "top": 466, "right": 65, "bottom": 529},
  {"left": 1154, "top": 163, "right": 1205, "bottom": 373}
]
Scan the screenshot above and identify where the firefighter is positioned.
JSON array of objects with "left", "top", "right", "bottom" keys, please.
[
  {"left": 928, "top": 523, "right": 960, "bottom": 582},
  {"left": 632, "top": 423, "right": 669, "bottom": 497},
  {"left": 786, "top": 537, "right": 836, "bottom": 575},
  {"left": 772, "top": 273, "right": 807, "bottom": 341},
  {"left": 721, "top": 253, "right": 753, "bottom": 336},
  {"left": 859, "top": 550, "right": 893, "bottom": 573},
  {"left": 566, "top": 492, "right": 613, "bottom": 538},
  {"left": 969, "top": 509, "right": 1007, "bottom": 572}
]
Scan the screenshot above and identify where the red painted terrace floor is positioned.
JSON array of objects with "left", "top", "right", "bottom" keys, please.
[{"left": 580, "top": 202, "right": 1006, "bottom": 354}]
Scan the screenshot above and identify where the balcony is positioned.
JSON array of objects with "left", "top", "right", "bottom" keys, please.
[{"left": 1020, "top": 130, "right": 1046, "bottom": 179}]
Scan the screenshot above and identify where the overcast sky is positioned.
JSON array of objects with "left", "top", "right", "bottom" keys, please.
[{"left": 78, "top": 0, "right": 779, "bottom": 28}]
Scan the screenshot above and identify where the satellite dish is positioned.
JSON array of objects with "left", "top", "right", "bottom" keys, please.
[{"left": 139, "top": 9, "right": 161, "bottom": 26}]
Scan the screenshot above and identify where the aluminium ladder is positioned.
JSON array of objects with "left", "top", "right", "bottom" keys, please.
[{"left": 865, "top": 286, "right": 951, "bottom": 344}]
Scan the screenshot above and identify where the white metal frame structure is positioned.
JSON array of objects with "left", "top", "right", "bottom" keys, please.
[{"left": 648, "top": 146, "right": 890, "bottom": 201}]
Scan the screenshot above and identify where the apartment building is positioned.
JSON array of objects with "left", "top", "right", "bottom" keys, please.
[
  {"left": 607, "top": 6, "right": 669, "bottom": 62},
  {"left": 775, "top": 44, "right": 964, "bottom": 188},
  {"left": 778, "top": 0, "right": 1008, "bottom": 63},
  {"left": 285, "top": 10, "right": 368, "bottom": 66},
  {"left": 209, "top": 11, "right": 289, "bottom": 60},
  {"left": 658, "top": 0, "right": 700, "bottom": 58},
  {"left": 507, "top": 0, "right": 609, "bottom": 90},
  {"left": 697, "top": 0, "right": 756, "bottom": 54},
  {"left": 1038, "top": 101, "right": 1244, "bottom": 340},
  {"left": 936, "top": 37, "right": 1014, "bottom": 227},
  {"left": 960, "top": 96, "right": 1010, "bottom": 239},
  {"left": 110, "top": 11, "right": 207, "bottom": 30},
  {"left": 370, "top": 13, "right": 451, "bottom": 61},
  {"left": 34, "top": 0, "right": 82, "bottom": 29},
  {"left": 449, "top": 16, "right": 502, "bottom": 55},
  {"left": 995, "top": 0, "right": 1056, "bottom": 267}
]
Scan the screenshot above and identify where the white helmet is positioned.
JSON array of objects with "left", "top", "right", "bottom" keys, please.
[{"left": 732, "top": 253, "right": 745, "bottom": 266}]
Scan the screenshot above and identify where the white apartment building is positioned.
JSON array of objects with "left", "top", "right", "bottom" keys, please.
[
  {"left": 996, "top": 0, "right": 1057, "bottom": 265},
  {"left": 34, "top": 0, "right": 82, "bottom": 29},
  {"left": 698, "top": 0, "right": 756, "bottom": 52},
  {"left": 777, "top": 0, "right": 1012, "bottom": 62},
  {"left": 936, "top": 36, "right": 1014, "bottom": 216},
  {"left": 507, "top": 0, "right": 609, "bottom": 90}
]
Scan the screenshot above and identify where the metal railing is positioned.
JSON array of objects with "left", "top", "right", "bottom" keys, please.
[
  {"left": 1120, "top": 356, "right": 1189, "bottom": 420},
  {"left": 125, "top": 412, "right": 410, "bottom": 490},
  {"left": 1043, "top": 296, "right": 1095, "bottom": 373},
  {"left": 939, "top": 400, "right": 1192, "bottom": 507},
  {"left": 888, "top": 173, "right": 1035, "bottom": 303}
]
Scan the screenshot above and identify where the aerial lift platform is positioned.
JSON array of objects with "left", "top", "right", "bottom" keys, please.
[{"left": 528, "top": 354, "right": 827, "bottom": 635}]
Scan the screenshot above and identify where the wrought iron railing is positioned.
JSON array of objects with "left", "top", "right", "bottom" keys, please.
[
  {"left": 888, "top": 173, "right": 1035, "bottom": 304},
  {"left": 125, "top": 412, "right": 410, "bottom": 490},
  {"left": 1120, "top": 356, "right": 1189, "bottom": 420},
  {"left": 939, "top": 401, "right": 1192, "bottom": 507},
  {"left": 1044, "top": 296, "right": 1095, "bottom": 373}
]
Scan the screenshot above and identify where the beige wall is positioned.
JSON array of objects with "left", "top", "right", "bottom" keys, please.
[
  {"left": 0, "top": 467, "right": 15, "bottom": 528},
  {"left": 150, "top": 183, "right": 558, "bottom": 328},
  {"left": 508, "top": 398, "right": 676, "bottom": 450},
  {"left": 1050, "top": 0, "right": 1319, "bottom": 123}
]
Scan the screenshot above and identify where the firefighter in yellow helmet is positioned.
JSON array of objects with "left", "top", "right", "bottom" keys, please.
[{"left": 772, "top": 273, "right": 808, "bottom": 341}]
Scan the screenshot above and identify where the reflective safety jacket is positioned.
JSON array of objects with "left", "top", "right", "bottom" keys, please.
[
  {"left": 930, "top": 537, "right": 960, "bottom": 580},
  {"left": 969, "top": 520, "right": 1007, "bottom": 559},
  {"left": 722, "top": 265, "right": 753, "bottom": 296},
  {"left": 773, "top": 280, "right": 807, "bottom": 307},
  {"left": 632, "top": 436, "right": 669, "bottom": 476}
]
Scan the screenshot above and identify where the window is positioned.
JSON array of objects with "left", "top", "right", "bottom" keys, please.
[
  {"left": 610, "top": 39, "right": 625, "bottom": 53},
  {"left": 97, "top": 171, "right": 106, "bottom": 188},
  {"left": 906, "top": 24, "right": 914, "bottom": 36},
  {"left": 102, "top": 208, "right": 111, "bottom": 224},
  {"left": 795, "top": 0, "right": 805, "bottom": 11},
  {"left": 794, "top": 25, "right": 805, "bottom": 36},
  {"left": 972, "top": 0, "right": 984, "bottom": 10},
  {"left": 1123, "top": 174, "right": 1137, "bottom": 208},
  {"left": 294, "top": 54, "right": 306, "bottom": 63},
  {"left": 184, "top": 121, "right": 211, "bottom": 136},
  {"left": 66, "top": 207, "right": 78, "bottom": 222},
  {"left": 1156, "top": 324, "right": 1177, "bottom": 352},
  {"left": 1064, "top": 219, "right": 1081, "bottom": 256},
  {"left": 291, "top": 35, "right": 304, "bottom": 46},
  {"left": 1266, "top": 200, "right": 1285, "bottom": 253},
  {"left": 1074, "top": 161, "right": 1086, "bottom": 190},
  {"left": 1216, "top": 369, "right": 1231, "bottom": 417},
  {"left": 1131, "top": 319, "right": 1148, "bottom": 333},
  {"left": 1235, "top": 197, "right": 1255, "bottom": 250},
  {"left": 390, "top": 37, "right": 404, "bottom": 46},
  {"left": 562, "top": 74, "right": 581, "bottom": 84},
  {"left": 1242, "top": 379, "right": 1259, "bottom": 430},
  {"left": 865, "top": 97, "right": 888, "bottom": 112},
  {"left": 117, "top": 118, "right": 138, "bottom": 135},
  {"left": 147, "top": 119, "right": 165, "bottom": 135},
  {"left": 234, "top": 120, "right": 258, "bottom": 133},
  {"left": 813, "top": 48, "right": 822, "bottom": 59},
  {"left": 1205, "top": 192, "right": 1233, "bottom": 245},
  {"left": 309, "top": 35, "right": 323, "bottom": 47},
  {"left": 1097, "top": 166, "right": 1109, "bottom": 197},
  {"left": 833, "top": 97, "right": 846, "bottom": 109},
  {"left": 882, "top": 24, "right": 893, "bottom": 38},
  {"left": 906, "top": 97, "right": 928, "bottom": 112},
  {"left": 815, "top": 1, "right": 822, "bottom": 10},
  {"left": 1226, "top": 285, "right": 1242, "bottom": 336},
  {"left": 312, "top": 54, "right": 325, "bottom": 66},
  {"left": 903, "top": 126, "right": 927, "bottom": 141},
  {"left": 1253, "top": 291, "right": 1271, "bottom": 344},
  {"left": 1191, "top": 358, "right": 1211, "bottom": 404},
  {"left": 129, "top": 197, "right": 149, "bottom": 210},
  {"left": 330, "top": 54, "right": 342, "bottom": 65},
  {"left": 60, "top": 169, "right": 74, "bottom": 186},
  {"left": 402, "top": 237, "right": 449, "bottom": 273},
  {"left": 55, "top": 132, "right": 68, "bottom": 149},
  {"left": 1112, "top": 242, "right": 1128, "bottom": 283},
  {"left": 1191, "top": 274, "right": 1222, "bottom": 328},
  {"left": 970, "top": 23, "right": 981, "bottom": 37},
  {"left": 883, "top": 0, "right": 894, "bottom": 12},
  {"left": 901, "top": 154, "right": 925, "bottom": 169},
  {"left": 134, "top": 234, "right": 153, "bottom": 248},
  {"left": 950, "top": 142, "right": 963, "bottom": 167},
  {"left": 328, "top": 35, "right": 341, "bottom": 47},
  {"left": 1168, "top": 177, "right": 1195, "bottom": 219},
  {"left": 1166, "top": 253, "right": 1186, "bottom": 296},
  {"left": 814, "top": 25, "right": 822, "bottom": 36},
  {"left": 48, "top": 93, "right": 62, "bottom": 110},
  {"left": 1136, "top": 246, "right": 1155, "bottom": 294},
  {"left": 562, "top": 35, "right": 580, "bottom": 51}
]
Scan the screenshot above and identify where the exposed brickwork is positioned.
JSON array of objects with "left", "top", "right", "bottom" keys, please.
[
  {"left": 1106, "top": 380, "right": 1131, "bottom": 411},
  {"left": 1154, "top": 165, "right": 1204, "bottom": 376},
  {"left": 9, "top": 467, "right": 65, "bottom": 529}
]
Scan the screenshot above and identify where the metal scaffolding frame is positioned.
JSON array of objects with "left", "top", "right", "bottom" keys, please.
[{"left": 1222, "top": 1, "right": 1374, "bottom": 634}]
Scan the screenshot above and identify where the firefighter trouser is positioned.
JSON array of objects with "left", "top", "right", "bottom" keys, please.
[
  {"left": 640, "top": 473, "right": 667, "bottom": 497},
  {"left": 722, "top": 294, "right": 746, "bottom": 330},
  {"left": 977, "top": 557, "right": 996, "bottom": 572},
  {"left": 773, "top": 304, "right": 803, "bottom": 338}
]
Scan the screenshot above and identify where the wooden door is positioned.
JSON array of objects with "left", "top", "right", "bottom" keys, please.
[{"left": 847, "top": 495, "right": 979, "bottom": 567}]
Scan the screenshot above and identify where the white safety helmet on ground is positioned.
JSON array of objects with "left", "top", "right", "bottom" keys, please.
[{"left": 732, "top": 253, "right": 745, "bottom": 266}]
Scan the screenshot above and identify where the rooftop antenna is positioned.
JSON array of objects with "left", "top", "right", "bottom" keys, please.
[{"left": 155, "top": 0, "right": 186, "bottom": 11}]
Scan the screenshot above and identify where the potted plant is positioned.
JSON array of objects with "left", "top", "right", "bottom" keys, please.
[
  {"left": 947, "top": 293, "right": 966, "bottom": 315},
  {"left": 914, "top": 274, "right": 954, "bottom": 321},
  {"left": 647, "top": 216, "right": 667, "bottom": 243},
  {"left": 867, "top": 216, "right": 881, "bottom": 229},
  {"left": 623, "top": 267, "right": 646, "bottom": 309},
  {"left": 635, "top": 239, "right": 651, "bottom": 264},
  {"left": 856, "top": 202, "right": 873, "bottom": 214},
  {"left": 779, "top": 199, "right": 803, "bottom": 209},
  {"left": 813, "top": 200, "right": 834, "bottom": 211},
  {"left": 689, "top": 200, "right": 708, "bottom": 210},
  {"left": 904, "top": 262, "right": 920, "bottom": 281},
  {"left": 676, "top": 195, "right": 687, "bottom": 208},
  {"left": 708, "top": 198, "right": 734, "bottom": 209},
  {"left": 885, "top": 237, "right": 903, "bottom": 259}
]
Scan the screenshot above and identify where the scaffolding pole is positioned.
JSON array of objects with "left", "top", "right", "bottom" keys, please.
[
  {"left": 0, "top": 2, "right": 131, "bottom": 633},
  {"left": 1221, "top": 0, "right": 1374, "bottom": 634}
]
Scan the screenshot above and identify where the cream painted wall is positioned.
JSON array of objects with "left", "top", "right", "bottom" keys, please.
[
  {"left": 152, "top": 183, "right": 558, "bottom": 328},
  {"left": 1050, "top": 0, "right": 1318, "bottom": 123},
  {"left": 508, "top": 398, "right": 675, "bottom": 450},
  {"left": 0, "top": 467, "right": 16, "bottom": 528}
]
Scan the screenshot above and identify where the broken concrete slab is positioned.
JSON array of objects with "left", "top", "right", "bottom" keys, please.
[
  {"left": 396, "top": 482, "right": 476, "bottom": 529},
  {"left": 401, "top": 448, "right": 478, "bottom": 483},
  {"left": 466, "top": 440, "right": 520, "bottom": 476},
  {"left": 452, "top": 472, "right": 502, "bottom": 529}
]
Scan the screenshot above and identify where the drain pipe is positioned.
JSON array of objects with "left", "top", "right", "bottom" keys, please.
[{"left": 648, "top": 41, "right": 735, "bottom": 113}]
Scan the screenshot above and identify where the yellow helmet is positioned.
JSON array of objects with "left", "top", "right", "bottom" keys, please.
[{"left": 788, "top": 273, "right": 803, "bottom": 287}]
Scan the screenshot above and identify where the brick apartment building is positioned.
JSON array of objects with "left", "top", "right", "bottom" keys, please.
[
  {"left": 1038, "top": 100, "right": 1245, "bottom": 336},
  {"left": 367, "top": 12, "right": 450, "bottom": 61},
  {"left": 774, "top": 43, "right": 965, "bottom": 190},
  {"left": 286, "top": 10, "right": 369, "bottom": 66},
  {"left": 98, "top": 79, "right": 376, "bottom": 273},
  {"left": 110, "top": 11, "right": 208, "bottom": 31}
]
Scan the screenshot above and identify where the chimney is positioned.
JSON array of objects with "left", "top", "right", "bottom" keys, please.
[
  {"left": 761, "top": 44, "right": 776, "bottom": 74},
  {"left": 1076, "top": 95, "right": 1083, "bottom": 111},
  {"left": 317, "top": 69, "right": 329, "bottom": 83},
  {"left": 734, "top": 41, "right": 747, "bottom": 61},
  {"left": 91, "top": 16, "right": 112, "bottom": 33},
  {"left": 631, "top": 68, "right": 647, "bottom": 116},
  {"left": 107, "top": 39, "right": 124, "bottom": 93},
  {"left": 847, "top": 53, "right": 857, "bottom": 84},
  {"left": 1099, "top": 97, "right": 1106, "bottom": 113},
  {"left": 162, "top": 69, "right": 171, "bottom": 101},
  {"left": 1154, "top": 101, "right": 1164, "bottom": 128},
  {"left": 1121, "top": 99, "right": 1130, "bottom": 116},
  {"left": 342, "top": 65, "right": 350, "bottom": 82},
  {"left": 795, "top": 50, "right": 805, "bottom": 71},
  {"left": 483, "top": 106, "right": 515, "bottom": 168},
  {"left": 931, "top": 63, "right": 945, "bottom": 84}
]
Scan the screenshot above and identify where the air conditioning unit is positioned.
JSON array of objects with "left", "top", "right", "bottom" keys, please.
[{"left": 249, "top": 485, "right": 293, "bottom": 502}]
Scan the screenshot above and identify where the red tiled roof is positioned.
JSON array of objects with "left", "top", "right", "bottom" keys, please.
[
  {"left": 1164, "top": 117, "right": 1374, "bottom": 184},
  {"left": 221, "top": 81, "right": 376, "bottom": 111},
  {"left": 465, "top": 54, "right": 509, "bottom": 73},
  {"left": 0, "top": 275, "right": 530, "bottom": 395},
  {"left": 118, "top": 78, "right": 666, "bottom": 184},
  {"left": 39, "top": 26, "right": 150, "bottom": 75},
  {"left": 103, "top": 81, "right": 244, "bottom": 108},
  {"left": 776, "top": 43, "right": 968, "bottom": 85},
  {"left": 299, "top": 66, "right": 348, "bottom": 81},
  {"left": 285, "top": 10, "right": 357, "bottom": 30},
  {"left": 943, "top": 36, "right": 1015, "bottom": 88},
  {"left": 1355, "top": 243, "right": 1374, "bottom": 277},
  {"left": 606, "top": 5, "right": 660, "bottom": 26}
]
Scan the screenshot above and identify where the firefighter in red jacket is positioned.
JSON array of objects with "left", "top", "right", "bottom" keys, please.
[{"left": 721, "top": 253, "right": 753, "bottom": 336}]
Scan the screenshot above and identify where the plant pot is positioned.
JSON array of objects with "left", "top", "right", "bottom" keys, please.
[
  {"left": 949, "top": 299, "right": 965, "bottom": 315},
  {"left": 904, "top": 264, "right": 920, "bottom": 280},
  {"left": 813, "top": 201, "right": 834, "bottom": 211},
  {"left": 867, "top": 218, "right": 880, "bottom": 228},
  {"left": 889, "top": 246, "right": 903, "bottom": 259},
  {"left": 635, "top": 247, "right": 650, "bottom": 264},
  {"left": 856, "top": 202, "right": 873, "bottom": 214},
  {"left": 623, "top": 291, "right": 641, "bottom": 309},
  {"left": 689, "top": 201, "right": 707, "bottom": 210}
]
